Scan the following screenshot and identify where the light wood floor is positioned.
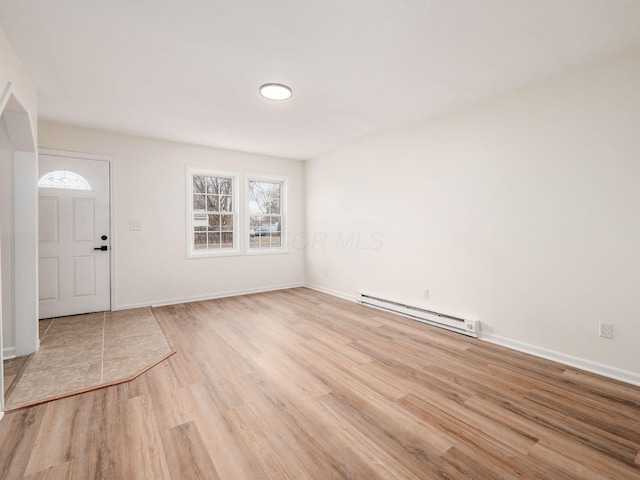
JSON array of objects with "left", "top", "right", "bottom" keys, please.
[{"left": 0, "top": 288, "right": 639, "bottom": 479}]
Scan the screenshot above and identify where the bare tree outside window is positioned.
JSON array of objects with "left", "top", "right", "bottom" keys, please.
[
  {"left": 249, "top": 180, "right": 283, "bottom": 249},
  {"left": 193, "top": 174, "right": 234, "bottom": 250},
  {"left": 188, "top": 168, "right": 282, "bottom": 257}
]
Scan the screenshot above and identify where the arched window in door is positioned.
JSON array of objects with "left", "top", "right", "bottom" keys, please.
[{"left": 38, "top": 170, "right": 92, "bottom": 190}]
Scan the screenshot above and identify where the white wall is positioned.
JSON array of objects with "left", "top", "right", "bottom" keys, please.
[
  {"left": 38, "top": 123, "right": 305, "bottom": 309},
  {"left": 305, "top": 51, "right": 640, "bottom": 382},
  {"left": 0, "top": 142, "right": 13, "bottom": 355},
  {"left": 0, "top": 28, "right": 37, "bottom": 135},
  {"left": 0, "top": 26, "right": 38, "bottom": 358}
]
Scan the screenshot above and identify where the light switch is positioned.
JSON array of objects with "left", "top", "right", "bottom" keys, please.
[{"left": 130, "top": 221, "right": 142, "bottom": 231}]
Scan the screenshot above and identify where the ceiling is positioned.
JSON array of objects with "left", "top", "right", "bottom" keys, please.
[{"left": 1, "top": 1, "right": 640, "bottom": 160}]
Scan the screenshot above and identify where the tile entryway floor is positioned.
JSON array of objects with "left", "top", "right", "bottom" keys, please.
[{"left": 4, "top": 307, "right": 174, "bottom": 411}]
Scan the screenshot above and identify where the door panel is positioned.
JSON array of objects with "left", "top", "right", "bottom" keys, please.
[
  {"left": 73, "top": 256, "right": 96, "bottom": 297},
  {"left": 38, "top": 197, "right": 59, "bottom": 242},
  {"left": 38, "top": 258, "right": 59, "bottom": 301},
  {"left": 38, "top": 155, "right": 110, "bottom": 318},
  {"left": 73, "top": 198, "right": 95, "bottom": 241}
]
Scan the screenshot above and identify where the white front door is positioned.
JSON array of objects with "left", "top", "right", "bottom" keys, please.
[{"left": 38, "top": 154, "right": 111, "bottom": 319}]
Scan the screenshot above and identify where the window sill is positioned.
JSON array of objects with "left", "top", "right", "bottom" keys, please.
[
  {"left": 244, "top": 248, "right": 289, "bottom": 256},
  {"left": 187, "top": 249, "right": 242, "bottom": 259}
]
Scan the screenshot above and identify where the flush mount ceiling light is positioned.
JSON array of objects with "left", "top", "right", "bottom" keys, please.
[{"left": 259, "top": 83, "right": 292, "bottom": 101}]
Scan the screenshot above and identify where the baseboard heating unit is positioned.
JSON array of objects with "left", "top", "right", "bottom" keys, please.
[{"left": 357, "top": 293, "right": 481, "bottom": 338}]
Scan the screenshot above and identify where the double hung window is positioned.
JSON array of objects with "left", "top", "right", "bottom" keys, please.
[
  {"left": 247, "top": 177, "right": 286, "bottom": 253},
  {"left": 187, "top": 168, "right": 286, "bottom": 257},
  {"left": 188, "top": 168, "right": 239, "bottom": 257}
]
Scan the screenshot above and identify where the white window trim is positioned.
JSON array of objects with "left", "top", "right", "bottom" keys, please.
[
  {"left": 186, "top": 166, "right": 241, "bottom": 258},
  {"left": 245, "top": 173, "right": 288, "bottom": 255}
]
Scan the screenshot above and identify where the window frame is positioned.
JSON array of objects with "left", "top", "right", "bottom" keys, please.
[
  {"left": 245, "top": 173, "right": 288, "bottom": 255},
  {"left": 38, "top": 170, "right": 92, "bottom": 190},
  {"left": 186, "top": 166, "right": 241, "bottom": 258}
]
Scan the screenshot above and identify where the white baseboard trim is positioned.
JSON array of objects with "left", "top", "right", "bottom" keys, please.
[
  {"left": 114, "top": 282, "right": 640, "bottom": 388},
  {"left": 114, "top": 282, "right": 305, "bottom": 310},
  {"left": 303, "top": 283, "right": 357, "bottom": 302},
  {"left": 0, "top": 411, "right": 4, "bottom": 420},
  {"left": 482, "top": 333, "right": 640, "bottom": 388},
  {"left": 304, "top": 284, "right": 640, "bottom": 388},
  {"left": 3, "top": 346, "right": 16, "bottom": 360}
]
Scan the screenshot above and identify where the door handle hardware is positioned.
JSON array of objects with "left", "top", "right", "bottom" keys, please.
[{"left": 94, "top": 246, "right": 108, "bottom": 251}]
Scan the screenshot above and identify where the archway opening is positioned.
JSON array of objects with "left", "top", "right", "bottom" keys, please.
[{"left": 0, "top": 88, "right": 37, "bottom": 412}]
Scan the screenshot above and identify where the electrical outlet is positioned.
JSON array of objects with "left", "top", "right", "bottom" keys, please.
[
  {"left": 599, "top": 322, "right": 614, "bottom": 339},
  {"left": 423, "top": 289, "right": 429, "bottom": 299}
]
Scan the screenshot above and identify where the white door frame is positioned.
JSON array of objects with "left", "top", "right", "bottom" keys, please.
[{"left": 38, "top": 148, "right": 116, "bottom": 315}]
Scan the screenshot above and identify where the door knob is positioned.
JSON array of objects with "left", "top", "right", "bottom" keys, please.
[{"left": 94, "top": 246, "right": 108, "bottom": 251}]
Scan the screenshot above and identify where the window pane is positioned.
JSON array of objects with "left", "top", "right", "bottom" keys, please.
[
  {"left": 220, "top": 195, "right": 232, "bottom": 212},
  {"left": 193, "top": 176, "right": 206, "bottom": 193},
  {"left": 206, "top": 176, "right": 218, "bottom": 194},
  {"left": 219, "top": 178, "right": 232, "bottom": 194},
  {"left": 194, "top": 194, "right": 206, "bottom": 211},
  {"left": 221, "top": 232, "right": 233, "bottom": 248},
  {"left": 207, "top": 195, "right": 219, "bottom": 212},
  {"left": 194, "top": 213, "right": 207, "bottom": 228},
  {"left": 194, "top": 232, "right": 207, "bottom": 249},
  {"left": 249, "top": 181, "right": 281, "bottom": 215},
  {"left": 209, "top": 215, "right": 221, "bottom": 230},
  {"left": 268, "top": 216, "right": 281, "bottom": 233},
  {"left": 208, "top": 232, "right": 220, "bottom": 247},
  {"left": 39, "top": 171, "right": 92, "bottom": 191},
  {"left": 221, "top": 215, "right": 233, "bottom": 230},
  {"left": 268, "top": 183, "right": 281, "bottom": 214},
  {"left": 270, "top": 236, "right": 282, "bottom": 248},
  {"left": 271, "top": 198, "right": 281, "bottom": 215}
]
